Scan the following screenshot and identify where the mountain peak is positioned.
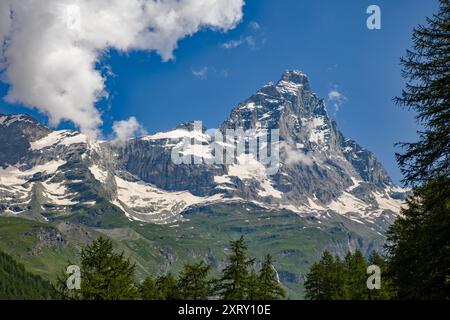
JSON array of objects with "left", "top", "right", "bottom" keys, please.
[
  {"left": 275, "top": 70, "right": 312, "bottom": 94},
  {"left": 0, "top": 72, "right": 405, "bottom": 228},
  {"left": 280, "top": 70, "right": 309, "bottom": 84}
]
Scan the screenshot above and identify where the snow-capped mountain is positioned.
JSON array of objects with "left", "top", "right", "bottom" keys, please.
[{"left": 0, "top": 71, "right": 408, "bottom": 227}]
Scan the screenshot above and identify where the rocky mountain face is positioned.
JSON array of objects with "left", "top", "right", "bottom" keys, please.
[{"left": 0, "top": 70, "right": 407, "bottom": 227}]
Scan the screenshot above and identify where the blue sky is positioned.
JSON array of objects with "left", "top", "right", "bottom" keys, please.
[{"left": 0, "top": 0, "right": 439, "bottom": 184}]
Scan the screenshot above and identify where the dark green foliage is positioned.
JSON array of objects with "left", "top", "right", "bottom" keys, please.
[
  {"left": 257, "top": 254, "right": 285, "bottom": 300},
  {"left": 367, "top": 251, "right": 396, "bottom": 300},
  {"left": 155, "top": 273, "right": 181, "bottom": 300},
  {"left": 386, "top": 178, "right": 450, "bottom": 299},
  {"left": 330, "top": 256, "right": 349, "bottom": 299},
  {"left": 140, "top": 267, "right": 210, "bottom": 300},
  {"left": 216, "top": 236, "right": 255, "bottom": 300},
  {"left": 387, "top": 0, "right": 450, "bottom": 300},
  {"left": 0, "top": 250, "right": 54, "bottom": 300},
  {"left": 79, "top": 237, "right": 138, "bottom": 300},
  {"left": 245, "top": 269, "right": 261, "bottom": 300},
  {"left": 54, "top": 235, "right": 286, "bottom": 300},
  {"left": 344, "top": 250, "right": 368, "bottom": 300},
  {"left": 54, "top": 267, "right": 79, "bottom": 300},
  {"left": 177, "top": 262, "right": 212, "bottom": 300},
  {"left": 304, "top": 250, "right": 393, "bottom": 300},
  {"left": 304, "top": 260, "right": 325, "bottom": 300},
  {"left": 305, "top": 251, "right": 349, "bottom": 300},
  {"left": 215, "top": 237, "right": 285, "bottom": 300},
  {"left": 138, "top": 276, "right": 159, "bottom": 300},
  {"left": 394, "top": 0, "right": 450, "bottom": 186}
]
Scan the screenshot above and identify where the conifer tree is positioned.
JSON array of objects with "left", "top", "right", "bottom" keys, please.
[
  {"left": 344, "top": 250, "right": 369, "bottom": 300},
  {"left": 155, "top": 273, "right": 181, "bottom": 300},
  {"left": 387, "top": 0, "right": 450, "bottom": 300},
  {"left": 217, "top": 236, "right": 255, "bottom": 300},
  {"left": 367, "top": 251, "right": 395, "bottom": 300},
  {"left": 394, "top": 0, "right": 449, "bottom": 186},
  {"left": 387, "top": 180, "right": 450, "bottom": 299},
  {"left": 331, "top": 255, "right": 349, "bottom": 300},
  {"left": 257, "top": 254, "right": 285, "bottom": 300},
  {"left": 245, "top": 269, "right": 261, "bottom": 300},
  {"left": 139, "top": 276, "right": 160, "bottom": 300},
  {"left": 79, "top": 237, "right": 138, "bottom": 300},
  {"left": 304, "top": 251, "right": 339, "bottom": 300},
  {"left": 304, "top": 261, "right": 325, "bottom": 300},
  {"left": 177, "top": 261, "right": 212, "bottom": 300},
  {"left": 305, "top": 250, "right": 395, "bottom": 300}
]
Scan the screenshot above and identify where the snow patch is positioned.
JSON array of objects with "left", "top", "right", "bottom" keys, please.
[
  {"left": 0, "top": 160, "right": 66, "bottom": 186},
  {"left": 142, "top": 129, "right": 209, "bottom": 143},
  {"left": 30, "top": 130, "right": 88, "bottom": 150},
  {"left": 328, "top": 192, "right": 368, "bottom": 215},
  {"left": 228, "top": 154, "right": 282, "bottom": 199},
  {"left": 258, "top": 180, "right": 283, "bottom": 199},
  {"left": 228, "top": 154, "right": 267, "bottom": 180},
  {"left": 373, "top": 191, "right": 404, "bottom": 212},
  {"left": 240, "top": 102, "right": 262, "bottom": 111},
  {"left": 214, "top": 176, "right": 232, "bottom": 184},
  {"left": 43, "top": 180, "right": 76, "bottom": 206},
  {"left": 302, "top": 116, "right": 329, "bottom": 145},
  {"left": 347, "top": 176, "right": 363, "bottom": 191},
  {"left": 89, "top": 164, "right": 108, "bottom": 184},
  {"left": 276, "top": 80, "right": 303, "bottom": 96},
  {"left": 114, "top": 176, "right": 224, "bottom": 223}
]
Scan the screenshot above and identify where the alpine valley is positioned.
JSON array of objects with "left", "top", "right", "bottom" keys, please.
[{"left": 0, "top": 70, "right": 408, "bottom": 298}]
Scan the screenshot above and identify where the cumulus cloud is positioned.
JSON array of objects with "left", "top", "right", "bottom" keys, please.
[
  {"left": 328, "top": 87, "right": 347, "bottom": 113},
  {"left": 0, "top": 0, "right": 244, "bottom": 137},
  {"left": 112, "top": 116, "right": 146, "bottom": 143},
  {"left": 0, "top": 2, "right": 11, "bottom": 49}
]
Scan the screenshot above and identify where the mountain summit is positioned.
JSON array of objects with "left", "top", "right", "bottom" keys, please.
[{"left": 0, "top": 71, "right": 407, "bottom": 226}]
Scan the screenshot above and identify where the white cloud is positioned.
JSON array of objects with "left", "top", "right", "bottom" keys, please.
[
  {"left": 222, "top": 36, "right": 254, "bottom": 49},
  {"left": 281, "top": 143, "right": 313, "bottom": 166},
  {"left": 112, "top": 116, "right": 146, "bottom": 143},
  {"left": 222, "top": 35, "right": 257, "bottom": 49},
  {"left": 192, "top": 67, "right": 209, "bottom": 80},
  {"left": 0, "top": 0, "right": 244, "bottom": 137},
  {"left": 221, "top": 21, "right": 265, "bottom": 50},
  {"left": 192, "top": 67, "right": 232, "bottom": 80},
  {"left": 328, "top": 87, "right": 347, "bottom": 112},
  {"left": 0, "top": 2, "right": 11, "bottom": 50}
]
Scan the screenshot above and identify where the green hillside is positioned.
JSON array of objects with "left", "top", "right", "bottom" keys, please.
[
  {"left": 0, "top": 203, "right": 386, "bottom": 299},
  {"left": 0, "top": 249, "right": 54, "bottom": 299}
]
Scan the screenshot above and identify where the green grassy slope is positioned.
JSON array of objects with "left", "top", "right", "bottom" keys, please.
[{"left": 0, "top": 203, "right": 386, "bottom": 299}]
